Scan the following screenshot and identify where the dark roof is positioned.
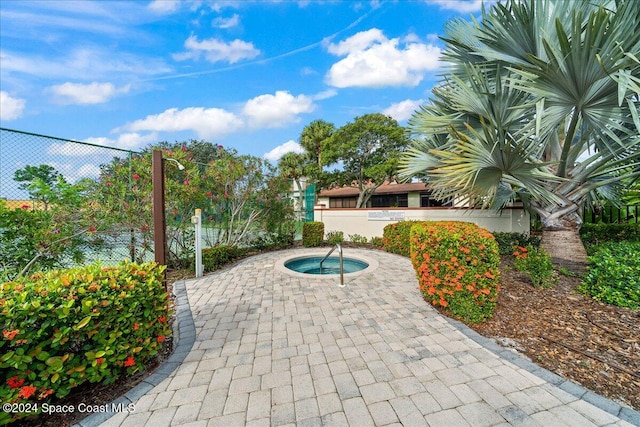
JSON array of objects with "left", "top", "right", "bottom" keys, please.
[{"left": 318, "top": 182, "right": 429, "bottom": 197}]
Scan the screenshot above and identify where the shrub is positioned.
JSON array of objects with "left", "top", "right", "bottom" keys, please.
[
  {"left": 579, "top": 241, "right": 640, "bottom": 309},
  {"left": 512, "top": 245, "right": 557, "bottom": 288},
  {"left": 382, "top": 220, "right": 427, "bottom": 257},
  {"left": 492, "top": 232, "right": 541, "bottom": 256},
  {"left": 326, "top": 231, "right": 344, "bottom": 246},
  {"left": 410, "top": 221, "right": 500, "bottom": 323},
  {"left": 370, "top": 236, "right": 384, "bottom": 249},
  {"left": 580, "top": 223, "right": 640, "bottom": 253},
  {"left": 302, "top": 222, "right": 324, "bottom": 247},
  {"left": 0, "top": 261, "right": 171, "bottom": 425},
  {"left": 348, "top": 234, "right": 368, "bottom": 244},
  {"left": 202, "top": 245, "right": 245, "bottom": 271}
]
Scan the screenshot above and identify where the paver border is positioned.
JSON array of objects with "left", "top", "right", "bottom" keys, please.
[
  {"left": 74, "top": 280, "right": 196, "bottom": 427},
  {"left": 444, "top": 316, "right": 640, "bottom": 425}
]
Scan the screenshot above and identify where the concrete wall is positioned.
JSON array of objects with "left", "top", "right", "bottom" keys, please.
[{"left": 313, "top": 206, "right": 530, "bottom": 240}]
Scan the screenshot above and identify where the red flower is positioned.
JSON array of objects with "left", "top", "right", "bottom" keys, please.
[
  {"left": 96, "top": 357, "right": 105, "bottom": 365},
  {"left": 89, "top": 226, "right": 97, "bottom": 232},
  {"left": 206, "top": 192, "right": 213, "bottom": 197},
  {"left": 157, "top": 335, "right": 165, "bottom": 343},
  {"left": 7, "top": 376, "right": 24, "bottom": 389},
  {"left": 18, "top": 385, "right": 37, "bottom": 399},
  {"left": 124, "top": 356, "right": 135, "bottom": 367},
  {"left": 184, "top": 180, "right": 190, "bottom": 185},
  {"left": 132, "top": 174, "right": 140, "bottom": 180},
  {"left": 21, "top": 205, "right": 30, "bottom": 210},
  {"left": 133, "top": 323, "right": 140, "bottom": 330}
]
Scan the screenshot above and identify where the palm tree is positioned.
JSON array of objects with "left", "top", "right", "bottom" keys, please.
[
  {"left": 300, "top": 119, "right": 335, "bottom": 178},
  {"left": 401, "top": 0, "right": 640, "bottom": 272},
  {"left": 278, "top": 152, "right": 306, "bottom": 221}
]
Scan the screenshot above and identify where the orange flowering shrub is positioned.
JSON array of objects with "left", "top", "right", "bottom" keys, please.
[
  {"left": 0, "top": 261, "right": 171, "bottom": 425},
  {"left": 410, "top": 221, "right": 500, "bottom": 323},
  {"left": 382, "top": 220, "right": 428, "bottom": 257}
]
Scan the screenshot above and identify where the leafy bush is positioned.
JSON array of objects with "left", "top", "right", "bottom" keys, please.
[
  {"left": 302, "top": 222, "right": 324, "bottom": 247},
  {"left": 492, "top": 232, "right": 541, "bottom": 256},
  {"left": 410, "top": 221, "right": 500, "bottom": 323},
  {"left": 0, "top": 262, "right": 171, "bottom": 425},
  {"left": 382, "top": 220, "right": 427, "bottom": 257},
  {"left": 579, "top": 241, "right": 640, "bottom": 309},
  {"left": 512, "top": 245, "right": 557, "bottom": 288},
  {"left": 347, "top": 234, "right": 368, "bottom": 244},
  {"left": 326, "top": 230, "right": 344, "bottom": 246},
  {"left": 580, "top": 223, "right": 640, "bottom": 253},
  {"left": 370, "top": 236, "right": 384, "bottom": 249},
  {"left": 202, "top": 245, "right": 246, "bottom": 271}
]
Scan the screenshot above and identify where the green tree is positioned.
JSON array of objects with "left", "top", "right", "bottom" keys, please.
[
  {"left": 278, "top": 152, "right": 307, "bottom": 221},
  {"left": 401, "top": 0, "right": 640, "bottom": 271},
  {"left": 14, "top": 164, "right": 64, "bottom": 210},
  {"left": 299, "top": 119, "right": 335, "bottom": 182},
  {"left": 325, "top": 113, "right": 410, "bottom": 208}
]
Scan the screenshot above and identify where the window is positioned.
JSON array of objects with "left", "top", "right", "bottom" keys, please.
[
  {"left": 330, "top": 197, "right": 357, "bottom": 208},
  {"left": 420, "top": 193, "right": 450, "bottom": 207},
  {"left": 370, "top": 194, "right": 408, "bottom": 208}
]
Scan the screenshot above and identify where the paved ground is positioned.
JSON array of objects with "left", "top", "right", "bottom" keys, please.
[{"left": 77, "top": 248, "right": 640, "bottom": 427}]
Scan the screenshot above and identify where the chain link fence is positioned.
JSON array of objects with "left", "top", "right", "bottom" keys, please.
[{"left": 0, "top": 127, "right": 154, "bottom": 279}]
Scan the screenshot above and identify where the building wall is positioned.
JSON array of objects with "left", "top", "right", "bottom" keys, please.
[{"left": 313, "top": 206, "right": 530, "bottom": 240}]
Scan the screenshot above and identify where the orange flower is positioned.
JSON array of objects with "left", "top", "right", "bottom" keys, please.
[
  {"left": 3, "top": 329, "right": 18, "bottom": 340},
  {"left": 157, "top": 335, "right": 166, "bottom": 343},
  {"left": 18, "top": 385, "right": 37, "bottom": 399},
  {"left": 124, "top": 356, "right": 135, "bottom": 367},
  {"left": 484, "top": 271, "right": 495, "bottom": 279},
  {"left": 133, "top": 323, "right": 140, "bottom": 330}
]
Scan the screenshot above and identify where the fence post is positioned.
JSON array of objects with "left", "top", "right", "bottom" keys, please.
[
  {"left": 152, "top": 150, "right": 167, "bottom": 272},
  {"left": 192, "top": 208, "right": 203, "bottom": 278}
]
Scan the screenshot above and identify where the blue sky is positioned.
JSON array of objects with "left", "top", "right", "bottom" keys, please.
[{"left": 1, "top": 0, "right": 485, "bottom": 167}]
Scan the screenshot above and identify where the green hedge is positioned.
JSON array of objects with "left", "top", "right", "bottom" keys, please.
[
  {"left": 410, "top": 221, "right": 500, "bottom": 323},
  {"left": 382, "top": 220, "right": 427, "bottom": 257},
  {"left": 580, "top": 223, "right": 640, "bottom": 252},
  {"left": 202, "top": 245, "right": 246, "bottom": 271},
  {"left": 0, "top": 262, "right": 171, "bottom": 425},
  {"left": 302, "top": 222, "right": 324, "bottom": 247},
  {"left": 579, "top": 241, "right": 640, "bottom": 309}
]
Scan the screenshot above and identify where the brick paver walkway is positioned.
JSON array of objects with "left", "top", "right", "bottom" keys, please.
[{"left": 77, "top": 248, "right": 639, "bottom": 427}]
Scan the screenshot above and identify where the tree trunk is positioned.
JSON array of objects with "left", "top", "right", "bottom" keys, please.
[{"left": 540, "top": 228, "right": 588, "bottom": 276}]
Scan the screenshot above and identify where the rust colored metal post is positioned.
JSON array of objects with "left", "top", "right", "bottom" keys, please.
[{"left": 152, "top": 150, "right": 167, "bottom": 268}]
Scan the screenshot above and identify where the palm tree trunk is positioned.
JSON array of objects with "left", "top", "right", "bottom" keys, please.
[{"left": 540, "top": 227, "right": 587, "bottom": 276}]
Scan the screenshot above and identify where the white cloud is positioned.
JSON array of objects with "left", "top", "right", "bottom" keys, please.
[
  {"left": 312, "top": 89, "right": 338, "bottom": 101},
  {"left": 426, "top": 0, "right": 486, "bottom": 13},
  {"left": 325, "top": 28, "right": 441, "bottom": 88},
  {"left": 123, "top": 107, "right": 243, "bottom": 139},
  {"left": 213, "top": 14, "right": 240, "bottom": 29},
  {"left": 47, "top": 132, "right": 158, "bottom": 155},
  {"left": 148, "top": 0, "right": 181, "bottom": 14},
  {"left": 263, "top": 140, "right": 304, "bottom": 161},
  {"left": 382, "top": 99, "right": 425, "bottom": 122},
  {"left": 242, "top": 91, "right": 315, "bottom": 128},
  {"left": 77, "top": 163, "right": 101, "bottom": 178},
  {"left": 173, "top": 35, "right": 260, "bottom": 64},
  {"left": 0, "top": 91, "right": 26, "bottom": 120},
  {"left": 1, "top": 48, "right": 172, "bottom": 81},
  {"left": 48, "top": 82, "right": 131, "bottom": 105}
]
